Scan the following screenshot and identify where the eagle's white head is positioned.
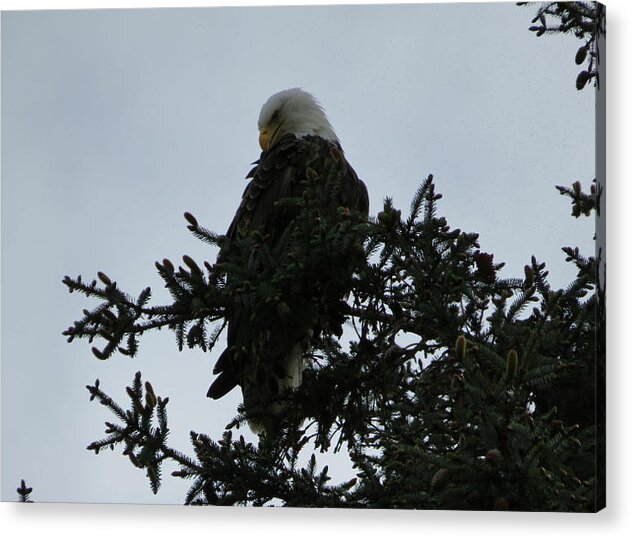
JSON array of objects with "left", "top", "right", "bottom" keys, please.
[{"left": 257, "top": 88, "right": 339, "bottom": 151}]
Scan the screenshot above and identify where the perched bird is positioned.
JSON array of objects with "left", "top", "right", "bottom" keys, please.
[{"left": 207, "top": 88, "right": 369, "bottom": 433}]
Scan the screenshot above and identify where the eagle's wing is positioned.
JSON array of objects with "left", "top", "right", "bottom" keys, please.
[
  {"left": 226, "top": 135, "right": 302, "bottom": 243},
  {"left": 208, "top": 135, "right": 304, "bottom": 400}
]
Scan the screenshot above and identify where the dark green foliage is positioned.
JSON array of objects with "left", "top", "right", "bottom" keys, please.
[
  {"left": 68, "top": 170, "right": 598, "bottom": 510},
  {"left": 16, "top": 479, "right": 33, "bottom": 503},
  {"left": 87, "top": 372, "right": 359, "bottom": 506},
  {"left": 518, "top": 2, "right": 605, "bottom": 89},
  {"left": 86, "top": 374, "right": 186, "bottom": 494},
  {"left": 556, "top": 180, "right": 601, "bottom": 219},
  {"left": 63, "top": 239, "right": 226, "bottom": 359}
]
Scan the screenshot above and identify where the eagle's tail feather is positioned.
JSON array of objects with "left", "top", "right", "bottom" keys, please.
[
  {"left": 207, "top": 347, "right": 238, "bottom": 399},
  {"left": 242, "top": 343, "right": 305, "bottom": 434},
  {"left": 206, "top": 372, "right": 237, "bottom": 399}
]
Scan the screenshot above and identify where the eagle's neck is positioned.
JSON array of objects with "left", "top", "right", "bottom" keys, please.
[{"left": 288, "top": 114, "right": 338, "bottom": 145}]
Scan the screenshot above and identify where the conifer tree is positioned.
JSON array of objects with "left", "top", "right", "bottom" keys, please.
[{"left": 61, "top": 2, "right": 604, "bottom": 510}]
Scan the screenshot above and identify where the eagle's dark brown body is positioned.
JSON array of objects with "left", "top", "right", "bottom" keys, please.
[
  {"left": 228, "top": 134, "right": 368, "bottom": 242},
  {"left": 207, "top": 133, "right": 368, "bottom": 431}
]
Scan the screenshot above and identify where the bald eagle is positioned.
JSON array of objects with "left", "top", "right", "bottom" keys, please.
[{"left": 207, "top": 88, "right": 369, "bottom": 433}]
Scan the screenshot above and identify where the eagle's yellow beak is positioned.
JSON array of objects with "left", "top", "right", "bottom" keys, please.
[
  {"left": 259, "top": 129, "right": 272, "bottom": 151},
  {"left": 259, "top": 120, "right": 285, "bottom": 151}
]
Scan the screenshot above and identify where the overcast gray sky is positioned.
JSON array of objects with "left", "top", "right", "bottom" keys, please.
[{"left": 1, "top": 2, "right": 595, "bottom": 504}]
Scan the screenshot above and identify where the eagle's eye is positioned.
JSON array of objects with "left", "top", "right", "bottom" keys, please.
[{"left": 271, "top": 110, "right": 280, "bottom": 122}]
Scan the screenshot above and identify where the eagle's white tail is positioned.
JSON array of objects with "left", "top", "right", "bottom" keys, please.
[{"left": 242, "top": 343, "right": 306, "bottom": 435}]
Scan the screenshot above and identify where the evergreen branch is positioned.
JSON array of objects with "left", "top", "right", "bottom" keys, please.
[
  {"left": 556, "top": 180, "right": 599, "bottom": 218},
  {"left": 68, "top": 144, "right": 597, "bottom": 508},
  {"left": 183, "top": 212, "right": 222, "bottom": 247},
  {"left": 519, "top": 2, "right": 605, "bottom": 90},
  {"left": 86, "top": 373, "right": 201, "bottom": 495},
  {"left": 16, "top": 479, "right": 33, "bottom": 502}
]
